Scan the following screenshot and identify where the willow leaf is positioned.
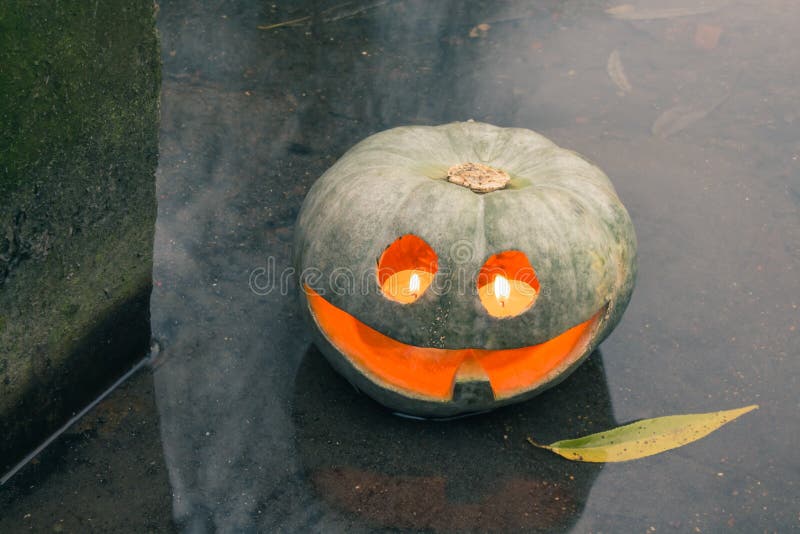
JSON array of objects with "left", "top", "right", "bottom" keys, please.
[{"left": 528, "top": 405, "right": 758, "bottom": 463}]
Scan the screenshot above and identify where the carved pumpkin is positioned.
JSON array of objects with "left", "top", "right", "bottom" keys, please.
[{"left": 294, "top": 121, "right": 636, "bottom": 417}]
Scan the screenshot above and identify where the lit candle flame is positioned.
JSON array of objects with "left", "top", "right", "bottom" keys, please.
[
  {"left": 494, "top": 274, "right": 510, "bottom": 307},
  {"left": 408, "top": 272, "right": 421, "bottom": 297}
]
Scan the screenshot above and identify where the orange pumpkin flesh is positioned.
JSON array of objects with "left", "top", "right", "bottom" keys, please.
[{"left": 305, "top": 285, "right": 602, "bottom": 401}]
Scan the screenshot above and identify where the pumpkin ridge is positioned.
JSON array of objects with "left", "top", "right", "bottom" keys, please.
[{"left": 463, "top": 194, "right": 489, "bottom": 342}]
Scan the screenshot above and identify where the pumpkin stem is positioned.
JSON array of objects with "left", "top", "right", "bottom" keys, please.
[{"left": 446, "top": 162, "right": 510, "bottom": 193}]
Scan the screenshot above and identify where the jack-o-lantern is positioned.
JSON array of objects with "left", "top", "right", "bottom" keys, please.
[{"left": 294, "top": 121, "right": 636, "bottom": 417}]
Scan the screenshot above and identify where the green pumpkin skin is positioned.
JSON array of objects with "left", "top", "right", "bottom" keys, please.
[{"left": 294, "top": 121, "right": 637, "bottom": 417}]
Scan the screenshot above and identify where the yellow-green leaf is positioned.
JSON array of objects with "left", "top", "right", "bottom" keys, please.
[{"left": 528, "top": 405, "right": 758, "bottom": 463}]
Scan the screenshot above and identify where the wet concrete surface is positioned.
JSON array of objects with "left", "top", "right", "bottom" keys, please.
[{"left": 0, "top": 368, "right": 174, "bottom": 532}]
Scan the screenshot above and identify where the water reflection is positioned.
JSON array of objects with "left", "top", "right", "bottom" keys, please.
[{"left": 293, "top": 348, "right": 613, "bottom": 532}]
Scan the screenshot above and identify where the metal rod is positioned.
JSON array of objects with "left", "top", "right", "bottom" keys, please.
[{"left": 1, "top": 357, "right": 150, "bottom": 486}]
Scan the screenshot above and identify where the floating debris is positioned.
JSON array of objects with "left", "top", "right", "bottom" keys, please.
[
  {"left": 528, "top": 405, "right": 758, "bottom": 463},
  {"left": 694, "top": 24, "right": 723, "bottom": 50},
  {"left": 606, "top": 2, "right": 728, "bottom": 20},
  {"left": 257, "top": 15, "right": 310, "bottom": 31},
  {"left": 469, "top": 23, "right": 491, "bottom": 38},
  {"left": 258, "top": 0, "right": 390, "bottom": 31},
  {"left": 652, "top": 91, "right": 730, "bottom": 138},
  {"left": 607, "top": 49, "right": 633, "bottom": 94},
  {"left": 652, "top": 105, "right": 710, "bottom": 138}
]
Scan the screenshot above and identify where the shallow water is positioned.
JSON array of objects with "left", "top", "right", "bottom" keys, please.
[{"left": 151, "top": 0, "right": 798, "bottom": 531}]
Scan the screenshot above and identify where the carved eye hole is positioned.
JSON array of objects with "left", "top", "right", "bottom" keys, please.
[
  {"left": 477, "top": 250, "right": 540, "bottom": 318},
  {"left": 377, "top": 235, "right": 438, "bottom": 304}
]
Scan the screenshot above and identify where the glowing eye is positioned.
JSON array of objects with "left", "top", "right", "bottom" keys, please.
[
  {"left": 477, "top": 251, "right": 539, "bottom": 318},
  {"left": 377, "top": 235, "right": 438, "bottom": 304}
]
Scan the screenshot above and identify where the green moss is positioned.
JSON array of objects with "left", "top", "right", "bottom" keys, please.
[
  {"left": 0, "top": 1, "right": 160, "bottom": 469},
  {"left": 0, "top": 2, "right": 160, "bottom": 196}
]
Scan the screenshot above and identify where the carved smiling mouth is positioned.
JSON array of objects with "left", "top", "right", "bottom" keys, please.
[{"left": 305, "top": 286, "right": 605, "bottom": 402}]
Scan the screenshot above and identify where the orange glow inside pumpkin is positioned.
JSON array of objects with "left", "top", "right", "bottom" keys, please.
[
  {"left": 477, "top": 251, "right": 539, "bottom": 318},
  {"left": 305, "top": 284, "right": 601, "bottom": 401},
  {"left": 377, "top": 235, "right": 438, "bottom": 304}
]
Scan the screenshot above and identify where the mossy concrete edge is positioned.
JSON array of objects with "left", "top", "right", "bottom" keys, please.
[{"left": 0, "top": 1, "right": 161, "bottom": 471}]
